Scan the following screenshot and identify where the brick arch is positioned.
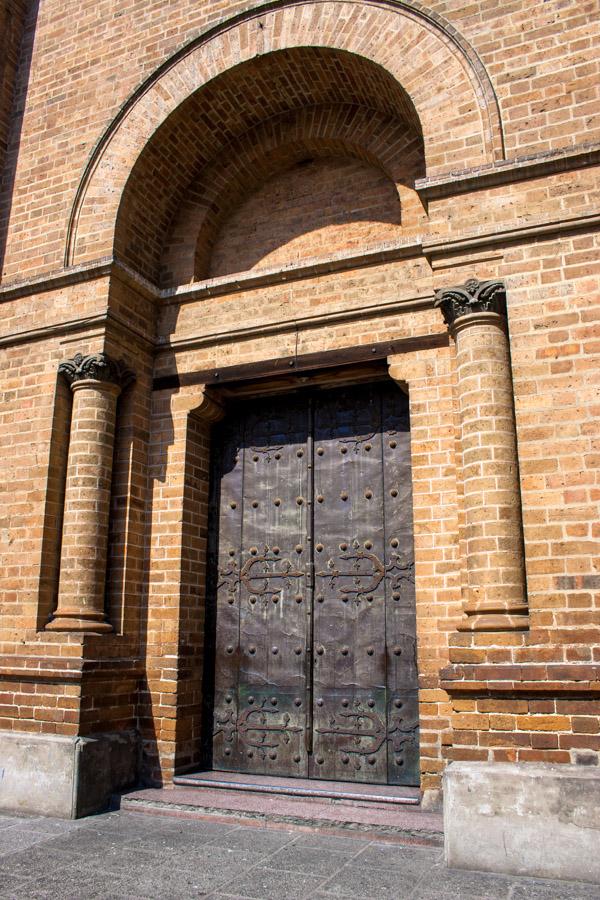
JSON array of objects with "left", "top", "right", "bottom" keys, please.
[
  {"left": 66, "top": 0, "right": 504, "bottom": 271},
  {"left": 161, "top": 104, "right": 424, "bottom": 286},
  {"left": 112, "top": 47, "right": 425, "bottom": 283}
]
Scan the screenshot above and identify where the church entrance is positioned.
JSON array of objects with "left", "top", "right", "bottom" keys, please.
[{"left": 207, "top": 380, "right": 419, "bottom": 786}]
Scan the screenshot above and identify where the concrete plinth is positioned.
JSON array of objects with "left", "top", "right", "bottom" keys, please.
[
  {"left": 0, "top": 730, "right": 137, "bottom": 818},
  {"left": 444, "top": 761, "right": 600, "bottom": 884}
]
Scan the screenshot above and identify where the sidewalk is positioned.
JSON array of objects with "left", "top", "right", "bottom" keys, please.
[{"left": 0, "top": 808, "right": 598, "bottom": 899}]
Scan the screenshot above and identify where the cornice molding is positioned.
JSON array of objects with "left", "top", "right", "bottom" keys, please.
[
  {"left": 0, "top": 256, "right": 157, "bottom": 304},
  {"left": 0, "top": 210, "right": 598, "bottom": 355},
  {"left": 0, "top": 657, "right": 143, "bottom": 684},
  {"left": 158, "top": 291, "right": 434, "bottom": 355},
  {"left": 0, "top": 309, "right": 154, "bottom": 351},
  {"left": 416, "top": 143, "right": 600, "bottom": 200},
  {"left": 440, "top": 663, "right": 600, "bottom": 696},
  {"left": 1, "top": 208, "right": 598, "bottom": 317},
  {"left": 423, "top": 211, "right": 600, "bottom": 258},
  {"left": 0, "top": 258, "right": 114, "bottom": 302},
  {"left": 161, "top": 239, "right": 423, "bottom": 306}
]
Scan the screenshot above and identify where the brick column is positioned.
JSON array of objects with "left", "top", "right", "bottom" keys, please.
[
  {"left": 47, "top": 353, "right": 134, "bottom": 633},
  {"left": 435, "top": 279, "right": 528, "bottom": 632}
]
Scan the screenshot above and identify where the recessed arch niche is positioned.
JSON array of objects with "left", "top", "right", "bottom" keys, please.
[
  {"left": 67, "top": 0, "right": 504, "bottom": 275},
  {"left": 112, "top": 47, "right": 425, "bottom": 287}
]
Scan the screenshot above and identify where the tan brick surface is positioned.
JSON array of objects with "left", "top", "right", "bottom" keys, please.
[{"left": 0, "top": 0, "right": 599, "bottom": 790}]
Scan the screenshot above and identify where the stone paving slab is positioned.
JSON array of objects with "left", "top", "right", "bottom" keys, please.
[{"left": 0, "top": 809, "right": 597, "bottom": 899}]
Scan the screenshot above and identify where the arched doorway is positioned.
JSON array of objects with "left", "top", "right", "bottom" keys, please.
[
  {"left": 71, "top": 0, "right": 501, "bottom": 792},
  {"left": 206, "top": 378, "right": 419, "bottom": 786}
]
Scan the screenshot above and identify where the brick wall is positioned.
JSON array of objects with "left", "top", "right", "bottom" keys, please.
[
  {"left": 209, "top": 157, "right": 403, "bottom": 279},
  {"left": 0, "top": 0, "right": 599, "bottom": 792},
  {"left": 0, "top": 0, "right": 28, "bottom": 179}
]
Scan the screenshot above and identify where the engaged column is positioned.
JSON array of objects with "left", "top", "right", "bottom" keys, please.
[
  {"left": 435, "top": 279, "right": 528, "bottom": 633},
  {"left": 46, "top": 352, "right": 134, "bottom": 633}
]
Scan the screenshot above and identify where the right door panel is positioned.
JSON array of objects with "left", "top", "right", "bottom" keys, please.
[{"left": 311, "top": 381, "right": 419, "bottom": 785}]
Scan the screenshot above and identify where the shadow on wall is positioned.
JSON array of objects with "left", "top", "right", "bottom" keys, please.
[
  {"left": 207, "top": 156, "right": 403, "bottom": 279},
  {"left": 0, "top": 0, "right": 39, "bottom": 281}
]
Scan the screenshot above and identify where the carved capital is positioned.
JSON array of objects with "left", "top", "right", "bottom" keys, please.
[
  {"left": 58, "top": 352, "right": 135, "bottom": 390},
  {"left": 434, "top": 278, "right": 506, "bottom": 329}
]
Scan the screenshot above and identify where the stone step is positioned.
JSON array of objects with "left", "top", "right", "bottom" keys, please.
[
  {"left": 174, "top": 770, "right": 421, "bottom": 805},
  {"left": 120, "top": 785, "right": 444, "bottom": 847}
]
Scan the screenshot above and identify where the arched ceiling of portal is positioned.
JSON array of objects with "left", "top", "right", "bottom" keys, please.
[
  {"left": 113, "top": 48, "right": 424, "bottom": 283},
  {"left": 162, "top": 103, "right": 425, "bottom": 287},
  {"left": 66, "top": 0, "right": 504, "bottom": 271}
]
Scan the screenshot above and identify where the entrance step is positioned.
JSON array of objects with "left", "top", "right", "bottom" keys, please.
[
  {"left": 173, "top": 771, "right": 421, "bottom": 805},
  {"left": 120, "top": 784, "right": 443, "bottom": 847}
]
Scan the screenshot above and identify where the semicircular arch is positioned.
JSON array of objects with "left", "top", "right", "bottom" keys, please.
[{"left": 66, "top": 0, "right": 504, "bottom": 270}]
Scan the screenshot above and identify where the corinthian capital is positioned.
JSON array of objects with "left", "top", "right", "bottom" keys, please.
[
  {"left": 58, "top": 352, "right": 135, "bottom": 389},
  {"left": 434, "top": 278, "right": 506, "bottom": 329}
]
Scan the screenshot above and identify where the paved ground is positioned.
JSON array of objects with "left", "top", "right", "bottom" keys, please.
[{"left": 0, "top": 809, "right": 598, "bottom": 899}]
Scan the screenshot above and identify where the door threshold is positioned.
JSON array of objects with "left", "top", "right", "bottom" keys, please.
[{"left": 173, "top": 771, "right": 421, "bottom": 805}]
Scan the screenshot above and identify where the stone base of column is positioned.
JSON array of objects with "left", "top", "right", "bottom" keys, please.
[
  {"left": 457, "top": 614, "right": 529, "bottom": 632},
  {"left": 46, "top": 609, "right": 113, "bottom": 633},
  {"left": 444, "top": 762, "right": 600, "bottom": 884},
  {"left": 458, "top": 603, "right": 529, "bottom": 632},
  {"left": 0, "top": 730, "right": 137, "bottom": 818}
]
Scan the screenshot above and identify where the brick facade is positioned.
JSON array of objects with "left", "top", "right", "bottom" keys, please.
[{"left": 0, "top": 0, "right": 599, "bottom": 804}]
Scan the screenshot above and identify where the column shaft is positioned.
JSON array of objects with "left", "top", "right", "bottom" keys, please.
[
  {"left": 436, "top": 280, "right": 528, "bottom": 632},
  {"left": 47, "top": 353, "right": 133, "bottom": 633}
]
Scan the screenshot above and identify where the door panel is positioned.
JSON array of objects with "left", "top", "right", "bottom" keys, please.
[
  {"left": 213, "top": 395, "right": 310, "bottom": 776},
  {"left": 311, "top": 384, "right": 388, "bottom": 783},
  {"left": 381, "top": 387, "right": 419, "bottom": 786},
  {"left": 211, "top": 380, "right": 419, "bottom": 785},
  {"left": 212, "top": 413, "right": 244, "bottom": 773}
]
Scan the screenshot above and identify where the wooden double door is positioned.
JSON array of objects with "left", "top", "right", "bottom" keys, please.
[{"left": 208, "top": 380, "right": 419, "bottom": 785}]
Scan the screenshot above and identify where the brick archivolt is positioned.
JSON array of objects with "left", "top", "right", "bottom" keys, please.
[{"left": 67, "top": 0, "right": 504, "bottom": 274}]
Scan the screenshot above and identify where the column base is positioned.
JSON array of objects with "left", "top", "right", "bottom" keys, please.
[
  {"left": 0, "top": 730, "right": 137, "bottom": 818},
  {"left": 46, "top": 612, "right": 113, "bottom": 634},
  {"left": 444, "top": 762, "right": 600, "bottom": 884},
  {"left": 457, "top": 612, "right": 529, "bottom": 632}
]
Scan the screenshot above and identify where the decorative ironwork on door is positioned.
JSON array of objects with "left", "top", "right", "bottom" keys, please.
[{"left": 209, "top": 381, "right": 419, "bottom": 785}]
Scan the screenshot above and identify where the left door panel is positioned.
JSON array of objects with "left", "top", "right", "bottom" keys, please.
[{"left": 212, "top": 396, "right": 310, "bottom": 776}]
